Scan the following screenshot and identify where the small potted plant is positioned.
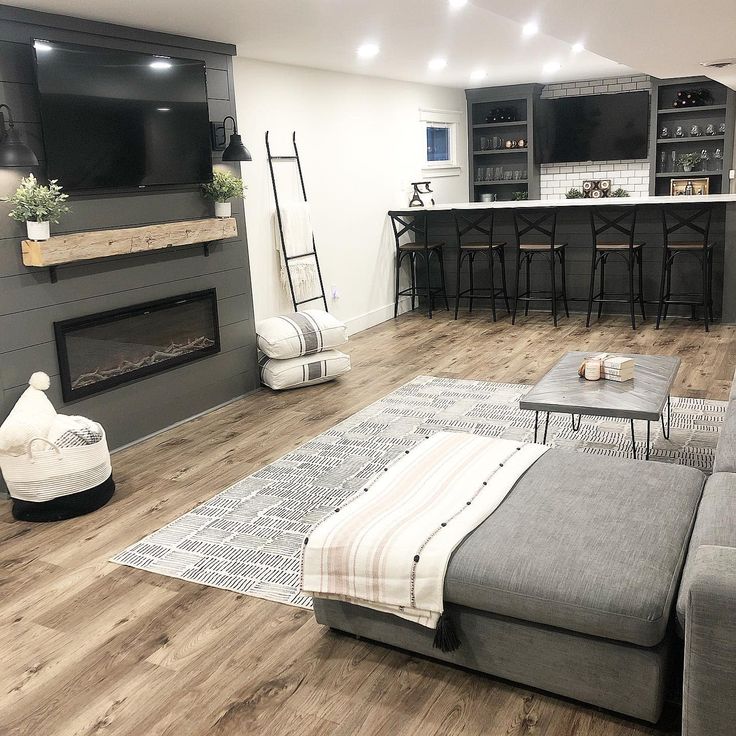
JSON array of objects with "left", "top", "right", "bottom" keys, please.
[
  {"left": 610, "top": 187, "right": 630, "bottom": 197},
  {"left": 201, "top": 170, "right": 245, "bottom": 217},
  {"left": 678, "top": 152, "right": 701, "bottom": 173},
  {"left": 565, "top": 187, "right": 584, "bottom": 199},
  {"left": 2, "top": 174, "right": 70, "bottom": 241}
]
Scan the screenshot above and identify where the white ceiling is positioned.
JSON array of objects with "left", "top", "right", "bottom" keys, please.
[
  {"left": 476, "top": 0, "right": 736, "bottom": 89},
  {"left": 10, "top": 0, "right": 634, "bottom": 88},
  {"left": 9, "top": 0, "right": 736, "bottom": 90}
]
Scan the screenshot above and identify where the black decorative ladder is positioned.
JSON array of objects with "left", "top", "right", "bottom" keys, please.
[{"left": 265, "top": 131, "right": 328, "bottom": 312}]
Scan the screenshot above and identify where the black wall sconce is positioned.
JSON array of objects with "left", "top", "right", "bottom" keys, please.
[
  {"left": 0, "top": 103, "right": 39, "bottom": 167},
  {"left": 209, "top": 116, "right": 252, "bottom": 162}
]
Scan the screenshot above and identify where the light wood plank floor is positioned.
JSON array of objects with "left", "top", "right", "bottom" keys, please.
[{"left": 2, "top": 312, "right": 735, "bottom": 736}]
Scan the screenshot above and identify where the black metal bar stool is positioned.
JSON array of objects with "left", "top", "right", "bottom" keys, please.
[
  {"left": 389, "top": 210, "right": 449, "bottom": 319},
  {"left": 656, "top": 205, "right": 715, "bottom": 332},
  {"left": 586, "top": 206, "right": 646, "bottom": 330},
  {"left": 451, "top": 209, "right": 509, "bottom": 321},
  {"left": 512, "top": 208, "right": 569, "bottom": 327}
]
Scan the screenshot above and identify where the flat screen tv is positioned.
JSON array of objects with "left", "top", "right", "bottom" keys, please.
[
  {"left": 534, "top": 91, "right": 649, "bottom": 164},
  {"left": 33, "top": 39, "right": 212, "bottom": 191}
]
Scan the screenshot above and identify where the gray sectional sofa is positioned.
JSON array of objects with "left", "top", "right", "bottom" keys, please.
[{"left": 314, "top": 378, "right": 736, "bottom": 735}]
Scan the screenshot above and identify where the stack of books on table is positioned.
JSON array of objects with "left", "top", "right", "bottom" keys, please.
[{"left": 593, "top": 354, "right": 635, "bottom": 382}]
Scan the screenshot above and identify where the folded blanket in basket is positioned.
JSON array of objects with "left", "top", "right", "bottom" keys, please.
[{"left": 300, "top": 431, "right": 548, "bottom": 651}]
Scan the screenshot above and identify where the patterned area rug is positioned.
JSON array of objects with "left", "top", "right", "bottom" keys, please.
[{"left": 112, "top": 375, "right": 725, "bottom": 608}]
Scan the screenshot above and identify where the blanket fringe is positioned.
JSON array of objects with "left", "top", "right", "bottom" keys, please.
[{"left": 433, "top": 612, "right": 460, "bottom": 653}]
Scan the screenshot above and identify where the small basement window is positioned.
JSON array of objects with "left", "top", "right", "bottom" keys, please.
[
  {"left": 420, "top": 108, "right": 461, "bottom": 176},
  {"left": 426, "top": 125, "right": 450, "bottom": 163}
]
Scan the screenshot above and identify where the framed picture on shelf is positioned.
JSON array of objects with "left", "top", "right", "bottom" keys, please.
[{"left": 670, "top": 177, "right": 709, "bottom": 196}]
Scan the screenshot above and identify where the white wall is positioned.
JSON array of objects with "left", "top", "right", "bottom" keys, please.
[{"left": 233, "top": 58, "right": 467, "bottom": 332}]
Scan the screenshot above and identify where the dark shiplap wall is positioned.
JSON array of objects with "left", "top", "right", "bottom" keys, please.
[{"left": 0, "top": 8, "right": 258, "bottom": 450}]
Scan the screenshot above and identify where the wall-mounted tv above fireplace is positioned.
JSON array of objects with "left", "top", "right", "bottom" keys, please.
[
  {"left": 535, "top": 91, "right": 650, "bottom": 164},
  {"left": 33, "top": 39, "right": 213, "bottom": 191}
]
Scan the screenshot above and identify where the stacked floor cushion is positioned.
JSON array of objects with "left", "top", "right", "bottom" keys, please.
[{"left": 256, "top": 310, "right": 351, "bottom": 390}]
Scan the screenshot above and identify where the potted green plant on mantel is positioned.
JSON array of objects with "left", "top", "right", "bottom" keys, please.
[
  {"left": 678, "top": 152, "right": 701, "bottom": 173},
  {"left": 2, "top": 174, "right": 70, "bottom": 241},
  {"left": 201, "top": 170, "right": 246, "bottom": 218}
]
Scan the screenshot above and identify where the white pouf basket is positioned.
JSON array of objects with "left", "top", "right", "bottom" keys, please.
[
  {"left": 2, "top": 432, "right": 115, "bottom": 522},
  {"left": 3, "top": 433, "right": 112, "bottom": 502}
]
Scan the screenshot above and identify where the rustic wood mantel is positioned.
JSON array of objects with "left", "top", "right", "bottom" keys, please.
[{"left": 21, "top": 217, "right": 238, "bottom": 269}]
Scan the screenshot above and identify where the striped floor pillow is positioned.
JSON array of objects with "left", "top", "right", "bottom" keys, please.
[
  {"left": 256, "top": 310, "right": 347, "bottom": 360},
  {"left": 260, "top": 350, "right": 351, "bottom": 390}
]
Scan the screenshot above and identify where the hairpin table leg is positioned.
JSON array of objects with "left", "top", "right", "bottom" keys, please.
[
  {"left": 543, "top": 412, "right": 551, "bottom": 444},
  {"left": 533, "top": 411, "right": 539, "bottom": 443},
  {"left": 570, "top": 414, "right": 581, "bottom": 431},
  {"left": 630, "top": 419, "right": 637, "bottom": 460},
  {"left": 661, "top": 395, "right": 671, "bottom": 440},
  {"left": 645, "top": 420, "right": 651, "bottom": 461}
]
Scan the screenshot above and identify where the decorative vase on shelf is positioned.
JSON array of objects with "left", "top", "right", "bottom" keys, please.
[
  {"left": 683, "top": 164, "right": 692, "bottom": 172},
  {"left": 214, "top": 201, "right": 232, "bottom": 218},
  {"left": 26, "top": 220, "right": 50, "bottom": 241}
]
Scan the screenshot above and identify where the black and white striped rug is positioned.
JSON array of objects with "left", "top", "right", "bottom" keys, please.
[{"left": 111, "top": 376, "right": 725, "bottom": 608}]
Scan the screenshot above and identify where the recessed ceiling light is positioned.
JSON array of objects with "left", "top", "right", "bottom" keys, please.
[
  {"left": 150, "top": 58, "right": 172, "bottom": 70},
  {"left": 428, "top": 57, "right": 448, "bottom": 71},
  {"left": 571, "top": 42, "right": 585, "bottom": 54},
  {"left": 522, "top": 21, "right": 539, "bottom": 38},
  {"left": 34, "top": 40, "right": 53, "bottom": 52},
  {"left": 470, "top": 69, "right": 487, "bottom": 82},
  {"left": 542, "top": 61, "right": 562, "bottom": 75},
  {"left": 449, "top": 0, "right": 468, "bottom": 8},
  {"left": 357, "top": 43, "right": 380, "bottom": 59},
  {"left": 157, "top": 107, "right": 171, "bottom": 111}
]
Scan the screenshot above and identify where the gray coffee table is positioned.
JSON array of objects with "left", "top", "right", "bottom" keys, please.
[{"left": 520, "top": 351, "right": 680, "bottom": 460}]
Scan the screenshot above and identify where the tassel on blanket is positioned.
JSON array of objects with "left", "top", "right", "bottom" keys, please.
[{"left": 433, "top": 612, "right": 460, "bottom": 653}]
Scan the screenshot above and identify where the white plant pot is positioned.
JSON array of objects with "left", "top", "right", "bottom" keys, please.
[
  {"left": 683, "top": 165, "right": 692, "bottom": 172},
  {"left": 26, "top": 220, "right": 50, "bottom": 241},
  {"left": 214, "top": 201, "right": 231, "bottom": 218}
]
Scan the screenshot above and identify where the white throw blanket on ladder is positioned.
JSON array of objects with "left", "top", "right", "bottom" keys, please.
[
  {"left": 301, "top": 431, "right": 548, "bottom": 651},
  {"left": 274, "top": 202, "right": 320, "bottom": 302}
]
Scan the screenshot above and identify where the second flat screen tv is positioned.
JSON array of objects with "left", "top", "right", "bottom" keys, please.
[
  {"left": 535, "top": 91, "right": 649, "bottom": 164},
  {"left": 33, "top": 39, "right": 212, "bottom": 191}
]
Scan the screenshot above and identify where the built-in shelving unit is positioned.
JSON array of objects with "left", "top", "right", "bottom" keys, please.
[
  {"left": 22, "top": 217, "right": 238, "bottom": 282},
  {"left": 466, "top": 84, "right": 541, "bottom": 202},
  {"left": 649, "top": 77, "right": 735, "bottom": 196}
]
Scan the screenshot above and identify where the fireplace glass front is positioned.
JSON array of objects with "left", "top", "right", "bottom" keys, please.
[{"left": 54, "top": 289, "right": 220, "bottom": 402}]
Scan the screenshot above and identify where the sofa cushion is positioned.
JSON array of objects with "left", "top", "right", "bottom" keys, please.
[
  {"left": 675, "top": 472, "right": 736, "bottom": 637},
  {"left": 712, "top": 376, "right": 736, "bottom": 473},
  {"left": 445, "top": 449, "right": 704, "bottom": 647}
]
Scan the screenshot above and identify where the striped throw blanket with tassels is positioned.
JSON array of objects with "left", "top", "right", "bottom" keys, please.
[{"left": 301, "top": 431, "right": 548, "bottom": 652}]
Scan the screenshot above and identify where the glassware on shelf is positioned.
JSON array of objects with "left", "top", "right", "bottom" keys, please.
[
  {"left": 719, "top": 122, "right": 727, "bottom": 134},
  {"left": 513, "top": 169, "right": 522, "bottom": 180},
  {"left": 476, "top": 166, "right": 484, "bottom": 182},
  {"left": 660, "top": 126, "right": 670, "bottom": 139},
  {"left": 494, "top": 165, "right": 503, "bottom": 180},
  {"left": 485, "top": 166, "right": 493, "bottom": 181},
  {"left": 479, "top": 136, "right": 488, "bottom": 151},
  {"left": 706, "top": 124, "right": 716, "bottom": 136},
  {"left": 714, "top": 148, "right": 723, "bottom": 170},
  {"left": 492, "top": 136, "right": 502, "bottom": 150},
  {"left": 659, "top": 150, "right": 667, "bottom": 173},
  {"left": 701, "top": 149, "right": 711, "bottom": 171},
  {"left": 504, "top": 170, "right": 513, "bottom": 181},
  {"left": 674, "top": 126, "right": 684, "bottom": 138},
  {"left": 521, "top": 169, "right": 528, "bottom": 180},
  {"left": 670, "top": 150, "right": 678, "bottom": 172},
  {"left": 690, "top": 125, "right": 702, "bottom": 137}
]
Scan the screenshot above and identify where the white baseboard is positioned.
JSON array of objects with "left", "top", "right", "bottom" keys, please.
[{"left": 344, "top": 297, "right": 413, "bottom": 335}]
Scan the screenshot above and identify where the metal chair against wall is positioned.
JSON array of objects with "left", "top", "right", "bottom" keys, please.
[
  {"left": 512, "top": 208, "right": 569, "bottom": 327},
  {"left": 586, "top": 206, "right": 646, "bottom": 330},
  {"left": 451, "top": 209, "right": 509, "bottom": 321},
  {"left": 388, "top": 210, "right": 449, "bottom": 319},
  {"left": 656, "top": 205, "right": 715, "bottom": 332}
]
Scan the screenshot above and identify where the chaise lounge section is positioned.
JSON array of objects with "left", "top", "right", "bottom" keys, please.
[{"left": 313, "top": 372, "right": 736, "bottom": 733}]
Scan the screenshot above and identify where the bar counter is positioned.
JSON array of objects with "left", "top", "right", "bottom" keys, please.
[{"left": 389, "top": 194, "right": 736, "bottom": 322}]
